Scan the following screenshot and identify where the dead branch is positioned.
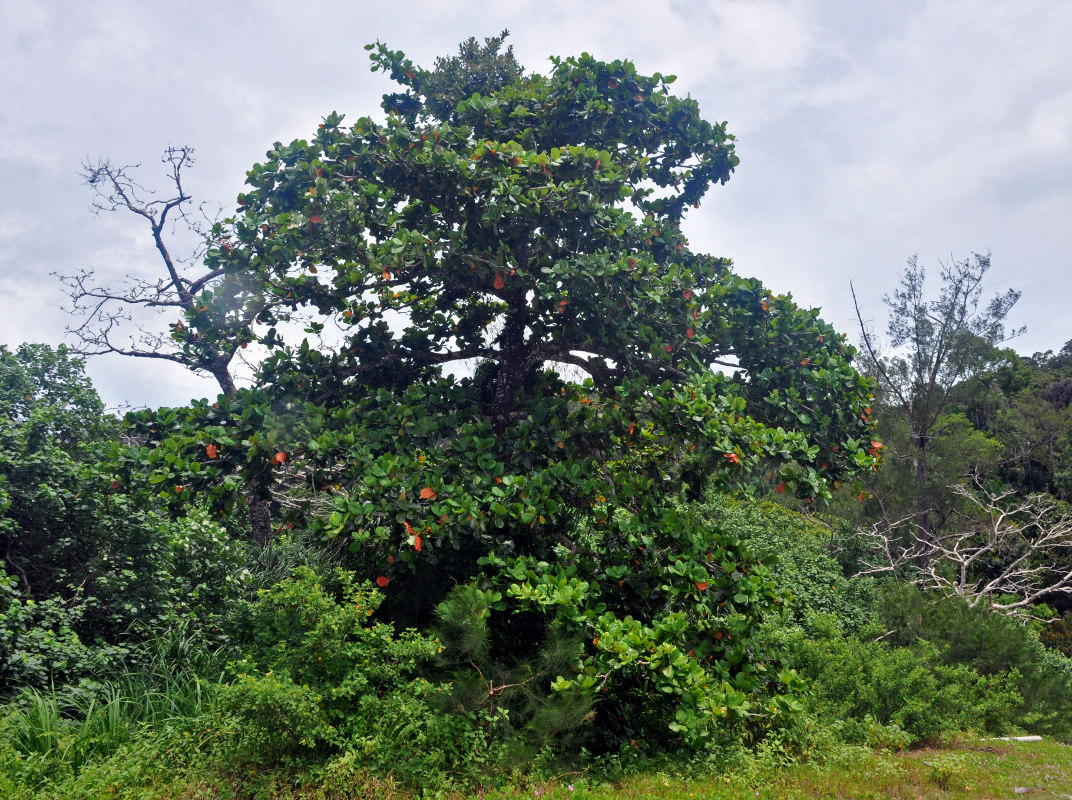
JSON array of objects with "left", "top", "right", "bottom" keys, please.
[{"left": 857, "top": 481, "right": 1072, "bottom": 616}]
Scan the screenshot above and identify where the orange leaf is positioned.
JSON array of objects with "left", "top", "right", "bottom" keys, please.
[
  {"left": 205, "top": 444, "right": 218, "bottom": 460},
  {"left": 174, "top": 485, "right": 183, "bottom": 493},
  {"left": 629, "top": 422, "right": 636, "bottom": 435},
  {"left": 695, "top": 581, "right": 708, "bottom": 591},
  {"left": 493, "top": 272, "right": 505, "bottom": 290},
  {"left": 382, "top": 269, "right": 391, "bottom": 280},
  {"left": 414, "top": 535, "right": 422, "bottom": 552},
  {"left": 376, "top": 575, "right": 390, "bottom": 588},
  {"left": 420, "top": 486, "right": 437, "bottom": 500},
  {"left": 761, "top": 300, "right": 771, "bottom": 311},
  {"left": 273, "top": 451, "right": 286, "bottom": 465},
  {"left": 723, "top": 452, "right": 740, "bottom": 465},
  {"left": 800, "top": 358, "right": 810, "bottom": 366}
]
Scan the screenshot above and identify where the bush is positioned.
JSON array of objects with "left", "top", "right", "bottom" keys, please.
[
  {"left": 875, "top": 585, "right": 1072, "bottom": 740},
  {"left": 776, "top": 626, "right": 1022, "bottom": 744},
  {"left": 697, "top": 497, "right": 875, "bottom": 634},
  {"left": 216, "top": 565, "right": 498, "bottom": 787}
]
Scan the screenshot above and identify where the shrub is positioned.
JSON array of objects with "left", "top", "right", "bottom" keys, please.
[
  {"left": 776, "top": 627, "right": 1022, "bottom": 744},
  {"left": 875, "top": 585, "right": 1072, "bottom": 740}
]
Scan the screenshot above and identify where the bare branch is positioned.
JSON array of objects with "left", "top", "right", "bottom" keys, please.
[
  {"left": 58, "top": 148, "right": 244, "bottom": 398},
  {"left": 858, "top": 482, "right": 1072, "bottom": 616}
]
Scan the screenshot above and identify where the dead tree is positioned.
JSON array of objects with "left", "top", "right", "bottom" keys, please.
[
  {"left": 56, "top": 147, "right": 274, "bottom": 542},
  {"left": 859, "top": 481, "right": 1072, "bottom": 617},
  {"left": 55, "top": 146, "right": 261, "bottom": 395}
]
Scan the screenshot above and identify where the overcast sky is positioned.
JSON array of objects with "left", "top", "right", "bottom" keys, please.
[{"left": 2, "top": 0, "right": 1069, "bottom": 410}]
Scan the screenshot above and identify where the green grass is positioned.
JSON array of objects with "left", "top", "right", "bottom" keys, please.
[{"left": 5, "top": 736, "right": 1068, "bottom": 799}]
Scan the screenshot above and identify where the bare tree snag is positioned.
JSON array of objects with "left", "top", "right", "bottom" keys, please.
[{"left": 859, "top": 481, "right": 1072, "bottom": 616}]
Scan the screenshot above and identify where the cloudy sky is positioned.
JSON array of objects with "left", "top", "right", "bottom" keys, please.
[{"left": 2, "top": 0, "right": 1069, "bottom": 409}]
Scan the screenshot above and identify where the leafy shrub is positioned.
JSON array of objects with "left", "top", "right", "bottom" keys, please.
[
  {"left": 776, "top": 626, "right": 1022, "bottom": 744},
  {"left": 697, "top": 497, "right": 875, "bottom": 634},
  {"left": 217, "top": 565, "right": 495, "bottom": 787},
  {"left": 875, "top": 585, "right": 1072, "bottom": 740}
]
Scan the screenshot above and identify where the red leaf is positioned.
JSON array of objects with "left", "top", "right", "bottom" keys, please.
[
  {"left": 420, "top": 487, "right": 437, "bottom": 500},
  {"left": 683, "top": 289, "right": 693, "bottom": 300},
  {"left": 309, "top": 215, "right": 322, "bottom": 224},
  {"left": 695, "top": 581, "right": 708, "bottom": 591},
  {"left": 686, "top": 328, "right": 694, "bottom": 339},
  {"left": 376, "top": 575, "right": 390, "bottom": 588},
  {"left": 664, "top": 345, "right": 673, "bottom": 353},
  {"left": 493, "top": 272, "right": 505, "bottom": 290},
  {"left": 414, "top": 535, "right": 422, "bottom": 552},
  {"left": 404, "top": 521, "right": 414, "bottom": 534},
  {"left": 174, "top": 485, "right": 183, "bottom": 493},
  {"left": 776, "top": 483, "right": 786, "bottom": 494},
  {"left": 205, "top": 444, "right": 218, "bottom": 460},
  {"left": 273, "top": 451, "right": 286, "bottom": 465}
]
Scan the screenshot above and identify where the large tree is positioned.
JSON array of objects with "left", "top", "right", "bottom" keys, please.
[{"left": 131, "top": 36, "right": 878, "bottom": 750}]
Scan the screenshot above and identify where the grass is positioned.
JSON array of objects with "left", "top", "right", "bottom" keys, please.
[
  {"left": 7, "top": 736, "right": 1067, "bottom": 799},
  {"left": 487, "top": 739, "right": 1072, "bottom": 800}
]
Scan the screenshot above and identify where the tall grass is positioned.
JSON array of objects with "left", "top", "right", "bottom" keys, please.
[{"left": 0, "top": 620, "right": 224, "bottom": 792}]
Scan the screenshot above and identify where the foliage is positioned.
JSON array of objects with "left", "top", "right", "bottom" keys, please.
[
  {"left": 874, "top": 585, "right": 1072, "bottom": 740},
  {"left": 776, "top": 624, "right": 1022, "bottom": 744},
  {"left": 122, "top": 35, "right": 877, "bottom": 754},
  {"left": 216, "top": 566, "right": 494, "bottom": 786},
  {"left": 697, "top": 497, "right": 875, "bottom": 633},
  {"left": 1040, "top": 609, "right": 1072, "bottom": 656},
  {"left": 0, "top": 343, "right": 247, "bottom": 692}
]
